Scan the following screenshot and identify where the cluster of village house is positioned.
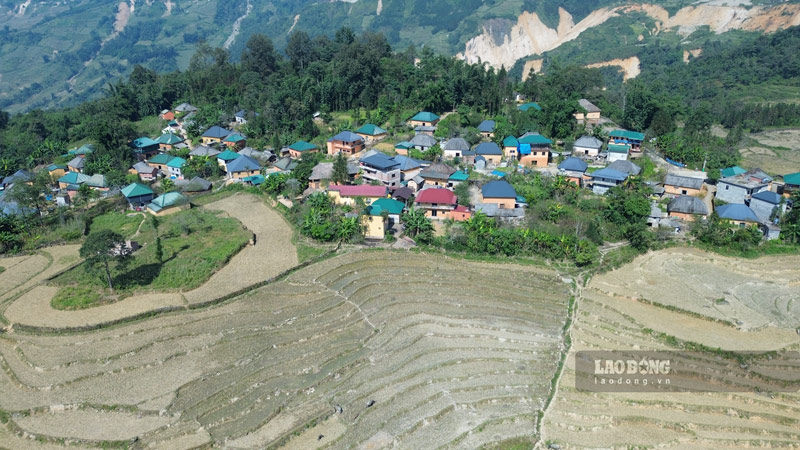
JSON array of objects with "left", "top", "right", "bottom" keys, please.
[{"left": 0, "top": 99, "right": 797, "bottom": 240}]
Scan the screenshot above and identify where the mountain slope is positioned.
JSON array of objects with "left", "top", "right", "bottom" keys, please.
[{"left": 0, "top": 0, "right": 798, "bottom": 113}]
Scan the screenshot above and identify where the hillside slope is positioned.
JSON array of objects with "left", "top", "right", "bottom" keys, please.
[{"left": 0, "top": 0, "right": 798, "bottom": 112}]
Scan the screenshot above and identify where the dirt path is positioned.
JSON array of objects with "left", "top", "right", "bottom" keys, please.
[{"left": 3, "top": 194, "right": 297, "bottom": 331}]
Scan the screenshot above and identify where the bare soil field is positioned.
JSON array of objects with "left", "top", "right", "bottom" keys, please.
[
  {"left": 741, "top": 129, "right": 800, "bottom": 175},
  {"left": 2, "top": 194, "right": 298, "bottom": 330},
  {"left": 0, "top": 250, "right": 570, "bottom": 448},
  {"left": 541, "top": 246, "right": 800, "bottom": 449}
]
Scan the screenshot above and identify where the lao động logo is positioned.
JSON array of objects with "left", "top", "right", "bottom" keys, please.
[{"left": 575, "top": 350, "right": 800, "bottom": 393}]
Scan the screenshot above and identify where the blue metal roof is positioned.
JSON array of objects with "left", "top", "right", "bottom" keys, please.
[
  {"left": 751, "top": 190, "right": 781, "bottom": 205},
  {"left": 202, "top": 126, "right": 231, "bottom": 139},
  {"left": 558, "top": 157, "right": 588, "bottom": 173},
  {"left": 361, "top": 153, "right": 400, "bottom": 171},
  {"left": 717, "top": 204, "right": 759, "bottom": 222},
  {"left": 477, "top": 120, "right": 496, "bottom": 132},
  {"left": 591, "top": 168, "right": 628, "bottom": 181},
  {"left": 475, "top": 142, "right": 502, "bottom": 155},
  {"left": 329, "top": 131, "right": 363, "bottom": 142},
  {"left": 482, "top": 180, "right": 516, "bottom": 198},
  {"left": 226, "top": 155, "right": 260, "bottom": 173}
]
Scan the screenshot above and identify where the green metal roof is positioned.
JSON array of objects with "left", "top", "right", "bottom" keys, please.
[
  {"left": 157, "top": 133, "right": 183, "bottom": 145},
  {"left": 149, "top": 192, "right": 187, "bottom": 212},
  {"left": 148, "top": 154, "right": 173, "bottom": 164},
  {"left": 132, "top": 137, "right": 159, "bottom": 149},
  {"left": 607, "top": 144, "right": 630, "bottom": 153},
  {"left": 395, "top": 141, "right": 412, "bottom": 149},
  {"left": 449, "top": 170, "right": 469, "bottom": 181},
  {"left": 356, "top": 123, "right": 387, "bottom": 136},
  {"left": 243, "top": 174, "right": 265, "bottom": 185},
  {"left": 167, "top": 157, "right": 186, "bottom": 168},
  {"left": 217, "top": 150, "right": 240, "bottom": 161},
  {"left": 410, "top": 111, "right": 439, "bottom": 122},
  {"left": 721, "top": 166, "right": 747, "bottom": 178},
  {"left": 783, "top": 172, "right": 800, "bottom": 186},
  {"left": 503, "top": 136, "right": 519, "bottom": 147},
  {"left": 518, "top": 102, "right": 542, "bottom": 112},
  {"left": 289, "top": 140, "right": 317, "bottom": 152},
  {"left": 224, "top": 133, "right": 247, "bottom": 143},
  {"left": 121, "top": 182, "right": 154, "bottom": 198},
  {"left": 58, "top": 172, "right": 89, "bottom": 185},
  {"left": 610, "top": 129, "right": 645, "bottom": 141},
  {"left": 47, "top": 164, "right": 67, "bottom": 171},
  {"left": 68, "top": 144, "right": 94, "bottom": 155},
  {"left": 518, "top": 134, "right": 552, "bottom": 145},
  {"left": 366, "top": 198, "right": 405, "bottom": 216}
]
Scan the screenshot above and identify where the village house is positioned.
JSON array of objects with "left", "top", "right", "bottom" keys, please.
[
  {"left": 667, "top": 195, "right": 709, "bottom": 221},
  {"left": 480, "top": 180, "right": 517, "bottom": 209},
  {"left": 160, "top": 110, "right": 175, "bottom": 121},
  {"left": 716, "top": 203, "right": 760, "bottom": 228},
  {"left": 406, "top": 175, "right": 425, "bottom": 192},
  {"left": 720, "top": 166, "right": 747, "bottom": 178},
  {"left": 121, "top": 182, "right": 155, "bottom": 207},
  {"left": 67, "top": 144, "right": 94, "bottom": 158},
  {"left": 414, "top": 187, "right": 457, "bottom": 219},
  {"left": 558, "top": 157, "right": 589, "bottom": 187},
  {"left": 234, "top": 110, "right": 257, "bottom": 125},
  {"left": 57, "top": 172, "right": 89, "bottom": 190},
  {"left": 147, "top": 192, "right": 189, "bottom": 216},
  {"left": 393, "top": 155, "right": 423, "bottom": 181},
  {"left": 362, "top": 197, "right": 406, "bottom": 239},
  {"left": 502, "top": 136, "right": 519, "bottom": 159},
  {"left": 223, "top": 133, "right": 247, "bottom": 150},
  {"left": 609, "top": 129, "right": 645, "bottom": 153},
  {"left": 414, "top": 125, "right": 437, "bottom": 136},
  {"left": 572, "top": 135, "right": 603, "bottom": 159},
  {"left": 130, "top": 161, "right": 158, "bottom": 182},
  {"left": 606, "top": 144, "right": 629, "bottom": 162},
  {"left": 408, "top": 111, "right": 440, "bottom": 128},
  {"left": 0, "top": 170, "right": 32, "bottom": 191},
  {"left": 359, "top": 152, "right": 401, "bottom": 187},
  {"left": 308, "top": 161, "right": 359, "bottom": 189},
  {"left": 648, "top": 203, "right": 663, "bottom": 227},
  {"left": 716, "top": 169, "right": 772, "bottom": 204},
  {"left": 167, "top": 157, "right": 187, "bottom": 179},
  {"left": 664, "top": 174, "right": 704, "bottom": 197},
  {"left": 175, "top": 177, "right": 212, "bottom": 194},
  {"left": 517, "top": 133, "right": 552, "bottom": 167},
  {"left": 174, "top": 103, "right": 198, "bottom": 114},
  {"left": 518, "top": 102, "right": 541, "bottom": 112},
  {"left": 448, "top": 170, "right": 468, "bottom": 189},
  {"left": 394, "top": 141, "right": 412, "bottom": 156},
  {"left": 86, "top": 174, "right": 108, "bottom": 192},
  {"left": 147, "top": 153, "right": 173, "bottom": 175},
  {"left": 201, "top": 126, "right": 230, "bottom": 145},
  {"left": 749, "top": 190, "right": 784, "bottom": 222},
  {"left": 226, "top": 155, "right": 261, "bottom": 180},
  {"left": 590, "top": 167, "right": 628, "bottom": 195},
  {"left": 409, "top": 133, "right": 437, "bottom": 152},
  {"left": 477, "top": 120, "right": 496, "bottom": 139},
  {"left": 328, "top": 184, "right": 388, "bottom": 206},
  {"left": 288, "top": 140, "right": 318, "bottom": 159},
  {"left": 419, "top": 162, "right": 455, "bottom": 188},
  {"left": 67, "top": 156, "right": 85, "bottom": 173},
  {"left": 189, "top": 145, "right": 221, "bottom": 160},
  {"left": 131, "top": 137, "right": 161, "bottom": 159},
  {"left": 474, "top": 142, "right": 503, "bottom": 166},
  {"left": 355, "top": 124, "right": 388, "bottom": 144},
  {"left": 442, "top": 138, "right": 470, "bottom": 159},
  {"left": 607, "top": 160, "right": 642, "bottom": 177},
  {"left": 392, "top": 186, "right": 413, "bottom": 204},
  {"left": 47, "top": 164, "right": 67, "bottom": 180},
  {"left": 781, "top": 172, "right": 800, "bottom": 196},
  {"left": 156, "top": 133, "right": 184, "bottom": 151},
  {"left": 451, "top": 205, "right": 472, "bottom": 221},
  {"left": 327, "top": 131, "right": 366, "bottom": 156},
  {"left": 217, "top": 149, "right": 240, "bottom": 170},
  {"left": 268, "top": 157, "right": 298, "bottom": 175},
  {"left": 574, "top": 99, "right": 601, "bottom": 126}
]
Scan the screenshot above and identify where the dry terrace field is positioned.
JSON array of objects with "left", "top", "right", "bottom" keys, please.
[
  {"left": 740, "top": 129, "right": 800, "bottom": 175},
  {"left": 0, "top": 250, "right": 571, "bottom": 449},
  {"left": 542, "top": 247, "right": 800, "bottom": 449}
]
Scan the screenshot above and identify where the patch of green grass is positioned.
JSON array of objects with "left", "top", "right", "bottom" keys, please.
[
  {"left": 90, "top": 212, "right": 143, "bottom": 239},
  {"left": 0, "top": 266, "right": 4, "bottom": 274},
  {"left": 52, "top": 209, "right": 251, "bottom": 297},
  {"left": 480, "top": 437, "right": 535, "bottom": 450},
  {"left": 133, "top": 115, "right": 166, "bottom": 137},
  {"left": 296, "top": 242, "right": 327, "bottom": 264},
  {"left": 51, "top": 286, "right": 104, "bottom": 310}
]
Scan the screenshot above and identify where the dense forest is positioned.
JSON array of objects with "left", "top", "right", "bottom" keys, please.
[{"left": 1, "top": 25, "right": 800, "bottom": 183}]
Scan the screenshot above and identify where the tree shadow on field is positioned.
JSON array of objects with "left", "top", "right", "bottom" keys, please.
[{"left": 113, "top": 253, "right": 179, "bottom": 289}]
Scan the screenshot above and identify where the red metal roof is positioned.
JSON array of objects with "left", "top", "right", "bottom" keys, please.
[
  {"left": 415, "top": 188, "right": 457, "bottom": 205},
  {"left": 453, "top": 205, "right": 470, "bottom": 212},
  {"left": 329, "top": 184, "right": 388, "bottom": 197}
]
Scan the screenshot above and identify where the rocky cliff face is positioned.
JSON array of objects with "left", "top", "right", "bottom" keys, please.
[{"left": 457, "top": 3, "right": 800, "bottom": 70}]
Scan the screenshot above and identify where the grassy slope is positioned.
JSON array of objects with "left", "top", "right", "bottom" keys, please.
[{"left": 50, "top": 208, "right": 251, "bottom": 308}]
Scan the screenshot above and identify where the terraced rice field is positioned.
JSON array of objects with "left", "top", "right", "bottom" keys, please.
[
  {"left": 0, "top": 251, "right": 571, "bottom": 449},
  {"left": 541, "top": 247, "right": 800, "bottom": 449}
]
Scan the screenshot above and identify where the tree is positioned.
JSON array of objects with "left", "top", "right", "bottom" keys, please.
[
  {"left": 402, "top": 207, "right": 434, "bottom": 243},
  {"left": 453, "top": 182, "right": 470, "bottom": 207},
  {"left": 241, "top": 34, "right": 278, "bottom": 79},
  {"left": 650, "top": 108, "right": 675, "bottom": 137},
  {"left": 79, "top": 230, "right": 130, "bottom": 291},
  {"left": 622, "top": 79, "right": 655, "bottom": 131},
  {"left": 286, "top": 31, "right": 315, "bottom": 71},
  {"left": 155, "top": 237, "right": 164, "bottom": 265},
  {"left": 161, "top": 178, "right": 175, "bottom": 193},
  {"left": 332, "top": 152, "right": 350, "bottom": 185}
]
